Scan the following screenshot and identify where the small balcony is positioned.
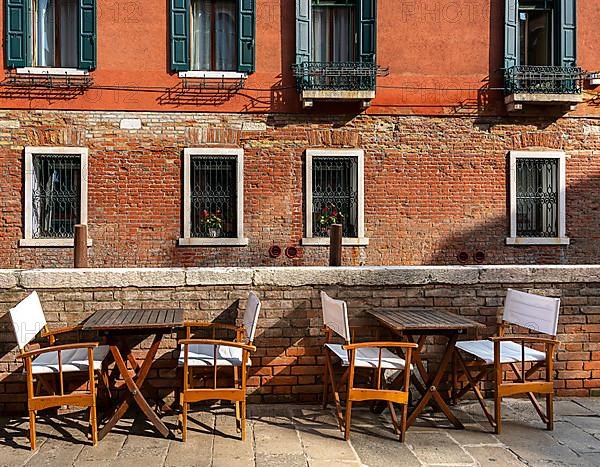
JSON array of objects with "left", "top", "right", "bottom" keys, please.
[
  {"left": 292, "top": 61, "right": 377, "bottom": 109},
  {"left": 504, "top": 65, "right": 583, "bottom": 112}
]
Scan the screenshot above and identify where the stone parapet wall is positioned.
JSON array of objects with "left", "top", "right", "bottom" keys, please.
[{"left": 0, "top": 266, "right": 599, "bottom": 413}]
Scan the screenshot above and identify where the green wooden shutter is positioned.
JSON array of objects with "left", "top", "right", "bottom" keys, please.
[
  {"left": 358, "top": 0, "right": 376, "bottom": 63},
  {"left": 504, "top": 0, "right": 518, "bottom": 69},
  {"left": 170, "top": 0, "right": 190, "bottom": 71},
  {"left": 296, "top": 0, "right": 311, "bottom": 64},
  {"left": 78, "top": 0, "right": 97, "bottom": 70},
  {"left": 559, "top": 0, "right": 577, "bottom": 67},
  {"left": 238, "top": 0, "right": 255, "bottom": 73},
  {"left": 5, "top": 0, "right": 29, "bottom": 68}
]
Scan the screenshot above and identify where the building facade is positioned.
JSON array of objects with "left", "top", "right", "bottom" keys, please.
[{"left": 0, "top": 0, "right": 599, "bottom": 268}]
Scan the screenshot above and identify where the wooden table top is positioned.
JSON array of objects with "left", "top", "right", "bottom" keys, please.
[
  {"left": 367, "top": 308, "right": 485, "bottom": 333},
  {"left": 82, "top": 309, "right": 184, "bottom": 331}
]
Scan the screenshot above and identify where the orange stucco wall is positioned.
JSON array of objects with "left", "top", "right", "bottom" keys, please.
[{"left": 0, "top": 0, "right": 599, "bottom": 115}]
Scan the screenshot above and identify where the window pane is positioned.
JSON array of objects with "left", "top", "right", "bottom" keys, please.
[
  {"left": 32, "top": 154, "right": 81, "bottom": 239},
  {"left": 516, "top": 158, "right": 559, "bottom": 237},
  {"left": 215, "top": 1, "right": 237, "bottom": 71},
  {"left": 36, "top": 0, "right": 55, "bottom": 66},
  {"left": 35, "top": 0, "right": 78, "bottom": 67},
  {"left": 312, "top": 156, "right": 358, "bottom": 237},
  {"left": 312, "top": 5, "right": 355, "bottom": 63},
  {"left": 190, "top": 156, "right": 237, "bottom": 238},
  {"left": 519, "top": 9, "right": 552, "bottom": 66},
  {"left": 58, "top": 0, "right": 78, "bottom": 67},
  {"left": 191, "top": 0, "right": 212, "bottom": 70},
  {"left": 191, "top": 0, "right": 237, "bottom": 71}
]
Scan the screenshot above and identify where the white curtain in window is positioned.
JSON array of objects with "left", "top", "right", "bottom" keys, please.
[
  {"left": 215, "top": 2, "right": 236, "bottom": 71},
  {"left": 191, "top": 0, "right": 212, "bottom": 70},
  {"left": 36, "top": 0, "right": 55, "bottom": 66},
  {"left": 59, "top": 0, "right": 78, "bottom": 68},
  {"left": 312, "top": 7, "right": 353, "bottom": 63}
]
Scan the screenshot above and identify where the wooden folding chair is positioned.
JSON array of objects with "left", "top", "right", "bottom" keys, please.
[
  {"left": 8, "top": 291, "right": 110, "bottom": 450},
  {"left": 178, "top": 291, "right": 261, "bottom": 441},
  {"left": 320, "top": 291, "right": 417, "bottom": 442},
  {"left": 453, "top": 288, "right": 561, "bottom": 434}
]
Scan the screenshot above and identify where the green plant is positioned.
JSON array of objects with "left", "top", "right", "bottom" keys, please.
[
  {"left": 200, "top": 209, "right": 223, "bottom": 230},
  {"left": 317, "top": 203, "right": 344, "bottom": 228}
]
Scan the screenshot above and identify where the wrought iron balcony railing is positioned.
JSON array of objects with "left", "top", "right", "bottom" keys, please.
[
  {"left": 292, "top": 61, "right": 377, "bottom": 92},
  {"left": 504, "top": 65, "right": 583, "bottom": 95}
]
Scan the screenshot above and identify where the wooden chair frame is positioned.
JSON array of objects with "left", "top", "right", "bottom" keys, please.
[
  {"left": 179, "top": 293, "right": 260, "bottom": 442},
  {"left": 320, "top": 294, "right": 417, "bottom": 442},
  {"left": 453, "top": 291, "right": 560, "bottom": 434}
]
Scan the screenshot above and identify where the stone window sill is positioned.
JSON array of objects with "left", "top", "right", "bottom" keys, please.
[
  {"left": 19, "top": 238, "right": 93, "bottom": 247},
  {"left": 178, "top": 237, "right": 249, "bottom": 247},
  {"left": 178, "top": 71, "right": 247, "bottom": 80},
  {"left": 506, "top": 237, "right": 570, "bottom": 246},
  {"left": 301, "top": 237, "right": 369, "bottom": 247},
  {"left": 16, "top": 67, "right": 89, "bottom": 76}
]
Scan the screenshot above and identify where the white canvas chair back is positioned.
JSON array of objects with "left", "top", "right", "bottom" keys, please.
[
  {"left": 9, "top": 291, "right": 47, "bottom": 350},
  {"left": 503, "top": 288, "right": 560, "bottom": 336},
  {"left": 243, "top": 292, "right": 261, "bottom": 343},
  {"left": 320, "top": 291, "right": 351, "bottom": 343}
]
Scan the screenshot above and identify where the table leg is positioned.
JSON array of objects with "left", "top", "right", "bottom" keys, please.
[
  {"left": 407, "top": 334, "right": 464, "bottom": 429},
  {"left": 99, "top": 334, "right": 170, "bottom": 440},
  {"left": 407, "top": 335, "right": 429, "bottom": 397}
]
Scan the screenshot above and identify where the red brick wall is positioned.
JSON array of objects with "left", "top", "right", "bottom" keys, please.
[
  {"left": 0, "top": 266, "right": 599, "bottom": 414},
  {"left": 1, "top": 111, "right": 600, "bottom": 268}
]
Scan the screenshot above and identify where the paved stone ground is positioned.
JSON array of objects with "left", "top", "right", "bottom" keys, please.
[{"left": 1, "top": 398, "right": 599, "bottom": 467}]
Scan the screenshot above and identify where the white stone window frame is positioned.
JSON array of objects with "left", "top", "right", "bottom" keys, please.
[
  {"left": 179, "top": 148, "right": 248, "bottom": 247},
  {"left": 20, "top": 146, "right": 91, "bottom": 248},
  {"left": 302, "top": 149, "right": 368, "bottom": 247},
  {"left": 507, "top": 150, "right": 569, "bottom": 246}
]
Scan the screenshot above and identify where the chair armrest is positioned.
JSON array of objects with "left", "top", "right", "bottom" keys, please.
[
  {"left": 343, "top": 342, "right": 419, "bottom": 351},
  {"left": 19, "top": 342, "right": 99, "bottom": 360},
  {"left": 489, "top": 336, "right": 559, "bottom": 346},
  {"left": 182, "top": 321, "right": 240, "bottom": 331},
  {"left": 178, "top": 338, "right": 256, "bottom": 353},
  {"left": 41, "top": 325, "right": 83, "bottom": 338}
]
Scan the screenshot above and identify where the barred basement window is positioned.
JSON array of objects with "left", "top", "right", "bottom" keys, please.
[
  {"left": 303, "top": 149, "right": 367, "bottom": 246},
  {"left": 21, "top": 147, "right": 89, "bottom": 247},
  {"left": 180, "top": 148, "right": 247, "bottom": 246},
  {"left": 508, "top": 151, "right": 568, "bottom": 246}
]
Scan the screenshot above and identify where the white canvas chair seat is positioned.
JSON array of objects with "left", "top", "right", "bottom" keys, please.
[
  {"left": 325, "top": 343, "right": 409, "bottom": 370},
  {"left": 178, "top": 343, "right": 252, "bottom": 367},
  {"left": 29, "top": 345, "right": 110, "bottom": 375},
  {"left": 456, "top": 340, "right": 546, "bottom": 365}
]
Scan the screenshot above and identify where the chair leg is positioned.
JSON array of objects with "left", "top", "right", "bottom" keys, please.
[
  {"left": 90, "top": 405, "right": 98, "bottom": 447},
  {"left": 241, "top": 400, "right": 247, "bottom": 441},
  {"left": 400, "top": 402, "right": 408, "bottom": 443},
  {"left": 29, "top": 410, "right": 37, "bottom": 451},
  {"left": 494, "top": 392, "right": 502, "bottom": 435},
  {"left": 322, "top": 358, "right": 330, "bottom": 409},
  {"left": 182, "top": 402, "right": 188, "bottom": 442},
  {"left": 546, "top": 393, "right": 554, "bottom": 431},
  {"left": 344, "top": 401, "right": 353, "bottom": 441}
]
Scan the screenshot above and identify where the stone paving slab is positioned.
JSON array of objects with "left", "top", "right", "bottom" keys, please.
[{"left": 0, "top": 398, "right": 598, "bottom": 466}]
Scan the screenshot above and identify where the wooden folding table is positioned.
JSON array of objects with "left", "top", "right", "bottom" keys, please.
[
  {"left": 83, "top": 308, "right": 184, "bottom": 440},
  {"left": 367, "top": 308, "right": 484, "bottom": 429}
]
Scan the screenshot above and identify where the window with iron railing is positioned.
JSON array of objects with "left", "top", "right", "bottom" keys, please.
[
  {"left": 180, "top": 148, "right": 247, "bottom": 246},
  {"left": 190, "top": 155, "right": 238, "bottom": 238},
  {"left": 32, "top": 153, "right": 81, "bottom": 238},
  {"left": 508, "top": 151, "right": 568, "bottom": 245}
]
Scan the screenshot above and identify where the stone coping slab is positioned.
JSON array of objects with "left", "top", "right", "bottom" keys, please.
[{"left": 0, "top": 265, "right": 600, "bottom": 289}]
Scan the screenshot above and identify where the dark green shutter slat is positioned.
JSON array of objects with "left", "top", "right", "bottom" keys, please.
[
  {"left": 170, "top": 0, "right": 190, "bottom": 72},
  {"left": 5, "top": 0, "right": 29, "bottom": 68},
  {"left": 504, "top": 0, "right": 518, "bottom": 69},
  {"left": 238, "top": 0, "right": 255, "bottom": 73},
  {"left": 559, "top": 0, "right": 577, "bottom": 67},
  {"left": 78, "top": 0, "right": 96, "bottom": 70},
  {"left": 358, "top": 0, "right": 376, "bottom": 63},
  {"left": 296, "top": 0, "right": 311, "bottom": 64}
]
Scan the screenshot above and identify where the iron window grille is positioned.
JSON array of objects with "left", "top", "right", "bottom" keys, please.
[
  {"left": 31, "top": 154, "right": 81, "bottom": 239},
  {"left": 190, "top": 155, "right": 238, "bottom": 238},
  {"left": 515, "top": 158, "right": 559, "bottom": 238},
  {"left": 312, "top": 156, "right": 358, "bottom": 237},
  {"left": 504, "top": 65, "right": 583, "bottom": 95}
]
